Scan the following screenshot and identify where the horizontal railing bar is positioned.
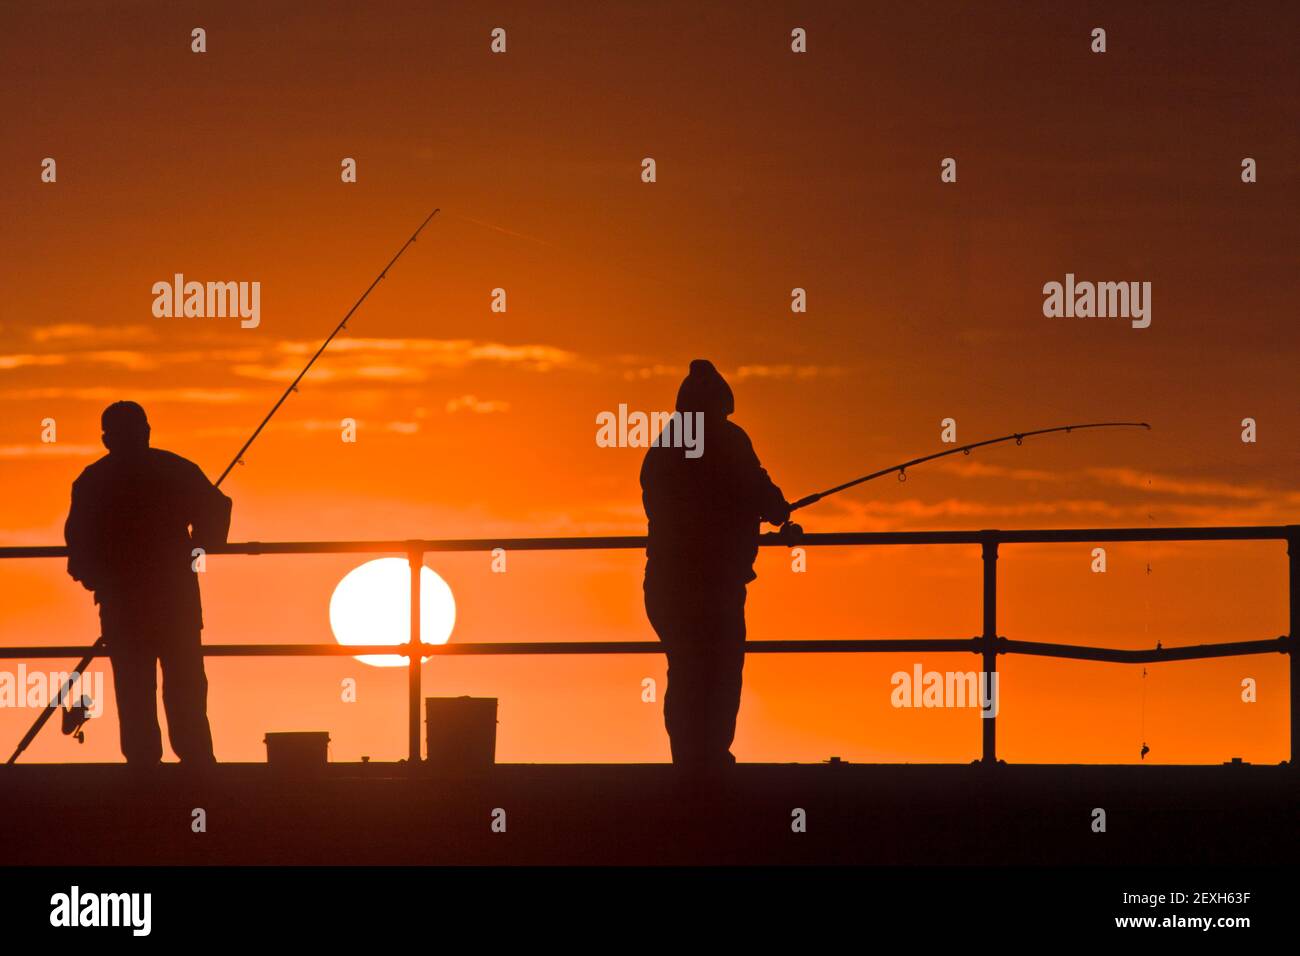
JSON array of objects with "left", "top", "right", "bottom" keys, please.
[
  {"left": 783, "top": 527, "right": 1293, "bottom": 546},
  {"left": 1001, "top": 636, "right": 1289, "bottom": 663},
  {"left": 0, "top": 639, "right": 977, "bottom": 659},
  {"left": 0, "top": 525, "right": 1292, "bottom": 560},
  {"left": 0, "top": 637, "right": 1287, "bottom": 661},
  {"left": 0, "top": 644, "right": 410, "bottom": 659}
]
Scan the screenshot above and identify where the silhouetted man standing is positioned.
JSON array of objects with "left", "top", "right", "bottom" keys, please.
[
  {"left": 64, "top": 402, "right": 231, "bottom": 765},
  {"left": 641, "top": 360, "right": 790, "bottom": 770}
]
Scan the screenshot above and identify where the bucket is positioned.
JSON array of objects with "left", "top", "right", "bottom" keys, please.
[
  {"left": 264, "top": 731, "right": 330, "bottom": 771},
  {"left": 425, "top": 697, "right": 497, "bottom": 771}
]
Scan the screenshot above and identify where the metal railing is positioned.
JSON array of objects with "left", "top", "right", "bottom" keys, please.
[{"left": 1, "top": 524, "right": 1296, "bottom": 765}]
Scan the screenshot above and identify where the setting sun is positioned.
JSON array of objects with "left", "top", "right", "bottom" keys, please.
[{"left": 328, "top": 558, "right": 456, "bottom": 667}]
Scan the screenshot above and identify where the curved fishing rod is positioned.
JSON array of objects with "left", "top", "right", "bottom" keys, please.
[
  {"left": 7, "top": 208, "right": 440, "bottom": 765},
  {"left": 789, "top": 421, "right": 1152, "bottom": 514},
  {"left": 215, "top": 207, "right": 439, "bottom": 485}
]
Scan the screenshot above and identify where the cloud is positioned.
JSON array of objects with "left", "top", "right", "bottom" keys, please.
[
  {"left": 81, "top": 350, "right": 162, "bottom": 371},
  {"left": 193, "top": 418, "right": 422, "bottom": 436},
  {"left": 920, "top": 460, "right": 1298, "bottom": 509},
  {"left": 233, "top": 337, "right": 579, "bottom": 383},
  {"left": 463, "top": 342, "right": 572, "bottom": 368},
  {"left": 1086, "top": 466, "right": 1300, "bottom": 504},
  {"left": 1, "top": 347, "right": 254, "bottom": 373},
  {"left": 231, "top": 362, "right": 427, "bottom": 383},
  {"left": 0, "top": 386, "right": 253, "bottom": 404},
  {"left": 620, "top": 363, "right": 681, "bottom": 381},
  {"left": 28, "top": 324, "right": 157, "bottom": 344},
  {"left": 937, "top": 460, "right": 1059, "bottom": 482},
  {"left": 0, "top": 353, "right": 67, "bottom": 371},
  {"left": 0, "top": 443, "right": 102, "bottom": 459},
  {"left": 445, "top": 395, "right": 510, "bottom": 414},
  {"left": 618, "top": 361, "right": 844, "bottom": 382},
  {"left": 811, "top": 488, "right": 1299, "bottom": 533},
  {"left": 828, "top": 496, "right": 1135, "bottom": 525},
  {"left": 732, "top": 364, "right": 842, "bottom": 380}
]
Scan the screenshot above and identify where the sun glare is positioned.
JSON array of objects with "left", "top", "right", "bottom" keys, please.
[{"left": 329, "top": 558, "right": 456, "bottom": 667}]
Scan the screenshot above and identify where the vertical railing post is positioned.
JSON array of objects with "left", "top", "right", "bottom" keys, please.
[
  {"left": 980, "top": 533, "right": 999, "bottom": 764},
  {"left": 1288, "top": 528, "right": 1298, "bottom": 770},
  {"left": 408, "top": 545, "right": 423, "bottom": 766}
]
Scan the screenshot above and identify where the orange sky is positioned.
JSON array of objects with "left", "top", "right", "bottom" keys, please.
[{"left": 1, "top": 1, "right": 1296, "bottom": 765}]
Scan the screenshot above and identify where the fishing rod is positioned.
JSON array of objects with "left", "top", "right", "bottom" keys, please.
[
  {"left": 786, "top": 421, "right": 1151, "bottom": 518},
  {"left": 7, "top": 208, "right": 440, "bottom": 765},
  {"left": 215, "top": 207, "right": 440, "bottom": 484}
]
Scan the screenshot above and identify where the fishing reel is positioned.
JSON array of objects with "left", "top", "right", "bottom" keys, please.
[
  {"left": 61, "top": 694, "right": 95, "bottom": 744},
  {"left": 778, "top": 520, "right": 804, "bottom": 543}
]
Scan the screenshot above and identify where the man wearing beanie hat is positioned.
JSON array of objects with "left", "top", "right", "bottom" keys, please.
[
  {"left": 64, "top": 401, "right": 232, "bottom": 765},
  {"left": 640, "top": 360, "right": 791, "bottom": 770}
]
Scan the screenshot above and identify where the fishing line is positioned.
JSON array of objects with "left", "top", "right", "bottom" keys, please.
[{"left": 1140, "top": 431, "right": 1155, "bottom": 761}]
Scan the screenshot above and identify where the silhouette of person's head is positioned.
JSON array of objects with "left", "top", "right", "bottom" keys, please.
[
  {"left": 675, "top": 359, "right": 734, "bottom": 420},
  {"left": 101, "top": 401, "right": 151, "bottom": 454}
]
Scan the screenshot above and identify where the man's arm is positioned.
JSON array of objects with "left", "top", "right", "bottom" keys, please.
[
  {"left": 754, "top": 464, "right": 791, "bottom": 526},
  {"left": 63, "top": 476, "right": 99, "bottom": 591},
  {"left": 186, "top": 463, "right": 232, "bottom": 549},
  {"left": 731, "top": 424, "right": 791, "bottom": 526}
]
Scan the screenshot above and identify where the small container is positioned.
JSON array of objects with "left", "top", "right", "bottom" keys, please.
[
  {"left": 425, "top": 697, "right": 497, "bottom": 771},
  {"left": 264, "top": 731, "right": 330, "bottom": 771}
]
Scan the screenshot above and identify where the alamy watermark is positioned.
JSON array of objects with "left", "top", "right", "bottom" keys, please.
[
  {"left": 152, "top": 274, "right": 260, "bottom": 328},
  {"left": 0, "top": 665, "right": 103, "bottom": 717},
  {"left": 595, "top": 405, "right": 704, "bottom": 458},
  {"left": 891, "top": 664, "right": 999, "bottom": 718},
  {"left": 1042, "top": 273, "right": 1150, "bottom": 329},
  {"left": 50, "top": 886, "right": 151, "bottom": 936}
]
